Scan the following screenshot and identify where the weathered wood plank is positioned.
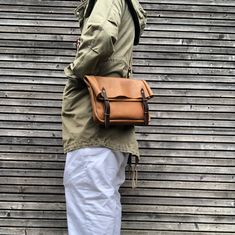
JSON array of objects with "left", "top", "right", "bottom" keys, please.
[
  {"left": 0, "top": 209, "right": 66, "bottom": 218},
  {"left": 1, "top": 80, "right": 234, "bottom": 92},
  {"left": 1, "top": 22, "right": 235, "bottom": 36},
  {"left": 137, "top": 140, "right": 235, "bottom": 150},
  {"left": 0, "top": 12, "right": 74, "bottom": 20},
  {"left": 0, "top": 153, "right": 65, "bottom": 161},
  {"left": 1, "top": 132, "right": 235, "bottom": 144},
  {"left": 0, "top": 228, "right": 67, "bottom": 235},
  {"left": 1, "top": 1, "right": 235, "bottom": 13},
  {"left": 0, "top": 114, "right": 60, "bottom": 122},
  {"left": 1, "top": 148, "right": 235, "bottom": 161},
  {"left": 2, "top": 55, "right": 235, "bottom": 69},
  {"left": 2, "top": 169, "right": 235, "bottom": 183},
  {"left": 2, "top": 30, "right": 235, "bottom": 40},
  {"left": 0, "top": 130, "right": 235, "bottom": 147},
  {"left": 1, "top": 6, "right": 235, "bottom": 20},
  {"left": 1, "top": 96, "right": 235, "bottom": 107},
  {"left": 2, "top": 177, "right": 235, "bottom": 191},
  {"left": 2, "top": 218, "right": 235, "bottom": 232},
  {"left": 122, "top": 231, "right": 235, "bottom": 235},
  {"left": 1, "top": 121, "right": 234, "bottom": 134},
  {"left": 123, "top": 213, "right": 235, "bottom": 223},
  {"left": 2, "top": 201, "right": 235, "bottom": 218},
  {"left": 2, "top": 193, "right": 235, "bottom": 208},
  {"left": 2, "top": 210, "right": 235, "bottom": 224},
  {"left": 0, "top": 0, "right": 77, "bottom": 7},
  {"left": 122, "top": 204, "right": 235, "bottom": 215},
  {"left": 2, "top": 157, "right": 235, "bottom": 176},
  {"left": 122, "top": 221, "right": 235, "bottom": 232},
  {"left": 1, "top": 66, "right": 235, "bottom": 77},
  {"left": 0, "top": 112, "right": 234, "bottom": 127},
  {"left": 0, "top": 0, "right": 234, "bottom": 6},
  {"left": 1, "top": 184, "right": 235, "bottom": 199},
  {"left": 0, "top": 219, "right": 67, "bottom": 227},
  {"left": 144, "top": 4, "right": 235, "bottom": 13},
  {"left": 1, "top": 37, "right": 235, "bottom": 49},
  {"left": 154, "top": 0, "right": 235, "bottom": 5},
  {"left": 2, "top": 12, "right": 235, "bottom": 24},
  {"left": 2, "top": 138, "right": 235, "bottom": 152},
  {"left": 153, "top": 10, "right": 235, "bottom": 20},
  {"left": 137, "top": 149, "right": 235, "bottom": 158}
]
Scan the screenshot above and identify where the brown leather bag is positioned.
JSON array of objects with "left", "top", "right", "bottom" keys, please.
[{"left": 84, "top": 75, "right": 154, "bottom": 128}]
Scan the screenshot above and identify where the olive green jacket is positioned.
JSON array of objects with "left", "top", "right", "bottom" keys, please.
[{"left": 61, "top": 0, "right": 147, "bottom": 158}]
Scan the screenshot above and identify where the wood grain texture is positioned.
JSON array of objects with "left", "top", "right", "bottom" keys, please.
[{"left": 0, "top": 0, "right": 235, "bottom": 234}]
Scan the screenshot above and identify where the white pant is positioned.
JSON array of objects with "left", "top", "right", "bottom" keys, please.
[{"left": 63, "top": 147, "right": 128, "bottom": 235}]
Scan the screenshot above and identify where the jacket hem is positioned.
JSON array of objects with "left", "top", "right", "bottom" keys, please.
[{"left": 63, "top": 139, "right": 140, "bottom": 159}]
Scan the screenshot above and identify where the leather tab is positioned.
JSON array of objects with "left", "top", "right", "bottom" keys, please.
[
  {"left": 101, "top": 88, "right": 110, "bottom": 128},
  {"left": 141, "top": 88, "right": 149, "bottom": 125}
]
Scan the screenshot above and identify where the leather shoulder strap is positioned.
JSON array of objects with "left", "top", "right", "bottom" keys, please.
[
  {"left": 84, "top": 0, "right": 96, "bottom": 18},
  {"left": 125, "top": 0, "right": 140, "bottom": 45}
]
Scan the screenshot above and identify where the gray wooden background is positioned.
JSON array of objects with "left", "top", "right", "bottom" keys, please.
[{"left": 1, "top": 0, "right": 235, "bottom": 234}]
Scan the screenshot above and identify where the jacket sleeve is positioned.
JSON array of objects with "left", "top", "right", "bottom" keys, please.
[{"left": 64, "top": 0, "right": 124, "bottom": 79}]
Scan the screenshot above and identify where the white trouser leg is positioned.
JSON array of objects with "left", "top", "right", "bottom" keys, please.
[{"left": 63, "top": 147, "right": 128, "bottom": 235}]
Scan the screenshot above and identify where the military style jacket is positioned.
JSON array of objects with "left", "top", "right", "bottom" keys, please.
[{"left": 61, "top": 0, "right": 147, "bottom": 159}]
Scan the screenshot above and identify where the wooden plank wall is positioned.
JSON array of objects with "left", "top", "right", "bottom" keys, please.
[{"left": 0, "top": 0, "right": 235, "bottom": 234}]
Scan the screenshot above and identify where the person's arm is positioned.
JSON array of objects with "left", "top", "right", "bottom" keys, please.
[{"left": 65, "top": 0, "right": 124, "bottom": 79}]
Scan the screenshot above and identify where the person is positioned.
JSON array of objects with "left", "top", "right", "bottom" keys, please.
[{"left": 61, "top": 0, "right": 146, "bottom": 234}]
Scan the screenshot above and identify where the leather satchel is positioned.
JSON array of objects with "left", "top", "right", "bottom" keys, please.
[{"left": 84, "top": 75, "right": 154, "bottom": 128}]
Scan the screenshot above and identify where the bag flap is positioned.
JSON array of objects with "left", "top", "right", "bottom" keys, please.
[{"left": 84, "top": 76, "right": 153, "bottom": 99}]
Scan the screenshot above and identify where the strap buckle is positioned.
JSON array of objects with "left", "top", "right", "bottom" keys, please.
[{"left": 101, "top": 88, "right": 110, "bottom": 128}]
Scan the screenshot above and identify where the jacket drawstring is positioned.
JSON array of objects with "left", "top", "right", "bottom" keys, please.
[{"left": 127, "top": 154, "right": 139, "bottom": 188}]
